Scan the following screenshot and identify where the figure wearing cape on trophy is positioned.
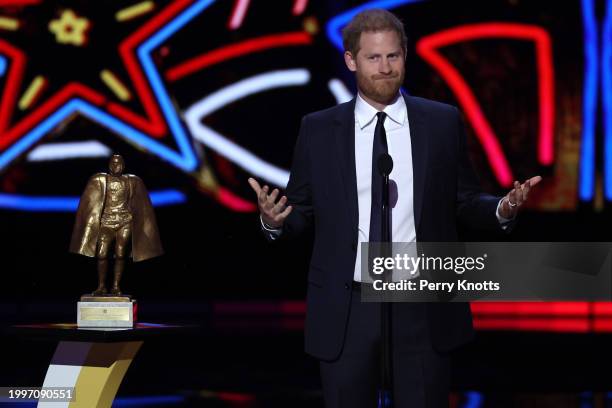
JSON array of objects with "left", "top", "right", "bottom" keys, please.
[{"left": 69, "top": 154, "right": 163, "bottom": 296}]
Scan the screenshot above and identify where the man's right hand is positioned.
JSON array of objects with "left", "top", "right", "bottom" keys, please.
[{"left": 248, "top": 178, "right": 293, "bottom": 229}]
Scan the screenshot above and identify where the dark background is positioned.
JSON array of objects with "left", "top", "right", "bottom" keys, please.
[{"left": 1, "top": 1, "right": 610, "bottom": 406}]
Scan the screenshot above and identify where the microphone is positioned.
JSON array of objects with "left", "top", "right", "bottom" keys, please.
[{"left": 377, "top": 153, "right": 393, "bottom": 177}]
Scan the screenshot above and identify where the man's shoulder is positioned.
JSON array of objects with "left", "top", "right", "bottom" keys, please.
[
  {"left": 405, "top": 95, "right": 458, "bottom": 117},
  {"left": 303, "top": 99, "right": 355, "bottom": 125}
]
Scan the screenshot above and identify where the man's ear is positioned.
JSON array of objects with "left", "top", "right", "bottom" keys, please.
[{"left": 344, "top": 51, "right": 357, "bottom": 72}]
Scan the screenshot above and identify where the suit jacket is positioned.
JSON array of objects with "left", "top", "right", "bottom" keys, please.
[{"left": 277, "top": 93, "right": 504, "bottom": 361}]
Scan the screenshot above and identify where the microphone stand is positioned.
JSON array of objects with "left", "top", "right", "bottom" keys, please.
[{"left": 377, "top": 154, "right": 393, "bottom": 408}]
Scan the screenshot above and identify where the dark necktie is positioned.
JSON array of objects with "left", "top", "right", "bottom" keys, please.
[{"left": 369, "top": 111, "right": 388, "bottom": 242}]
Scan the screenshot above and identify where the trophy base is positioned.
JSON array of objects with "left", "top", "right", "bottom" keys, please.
[
  {"left": 77, "top": 295, "right": 137, "bottom": 328},
  {"left": 80, "top": 294, "right": 132, "bottom": 302}
]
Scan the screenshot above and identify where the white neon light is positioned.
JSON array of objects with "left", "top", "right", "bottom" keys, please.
[
  {"left": 185, "top": 69, "right": 311, "bottom": 186},
  {"left": 27, "top": 141, "right": 112, "bottom": 161},
  {"left": 328, "top": 78, "right": 353, "bottom": 104}
]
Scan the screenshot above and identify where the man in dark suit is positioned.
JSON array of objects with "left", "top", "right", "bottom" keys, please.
[{"left": 249, "top": 8, "right": 540, "bottom": 408}]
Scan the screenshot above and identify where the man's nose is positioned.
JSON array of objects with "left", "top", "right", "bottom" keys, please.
[{"left": 379, "top": 58, "right": 392, "bottom": 74}]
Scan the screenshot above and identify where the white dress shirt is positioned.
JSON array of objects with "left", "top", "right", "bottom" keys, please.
[{"left": 353, "top": 93, "right": 415, "bottom": 282}]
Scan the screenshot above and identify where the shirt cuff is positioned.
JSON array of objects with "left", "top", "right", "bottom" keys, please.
[
  {"left": 260, "top": 215, "right": 282, "bottom": 239},
  {"left": 495, "top": 198, "right": 515, "bottom": 229}
]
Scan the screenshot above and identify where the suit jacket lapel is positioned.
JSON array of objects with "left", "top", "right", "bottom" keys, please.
[
  {"left": 334, "top": 98, "right": 359, "bottom": 230},
  {"left": 404, "top": 94, "right": 428, "bottom": 232}
]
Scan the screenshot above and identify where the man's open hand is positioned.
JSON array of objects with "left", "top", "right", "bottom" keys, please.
[
  {"left": 248, "top": 178, "right": 292, "bottom": 229},
  {"left": 499, "top": 176, "right": 542, "bottom": 219}
]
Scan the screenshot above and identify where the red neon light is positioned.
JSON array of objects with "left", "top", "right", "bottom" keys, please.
[
  {"left": 165, "top": 32, "right": 312, "bottom": 82},
  {"left": 217, "top": 187, "right": 256, "bottom": 212},
  {"left": 292, "top": 0, "right": 308, "bottom": 16},
  {"left": 0, "top": 83, "right": 106, "bottom": 149},
  {"left": 470, "top": 301, "right": 590, "bottom": 316},
  {"left": 473, "top": 317, "right": 590, "bottom": 332},
  {"left": 0, "top": 0, "right": 40, "bottom": 5},
  {"left": 593, "top": 318, "right": 612, "bottom": 332},
  {"left": 109, "top": 0, "right": 199, "bottom": 138},
  {"left": 211, "top": 301, "right": 612, "bottom": 333},
  {"left": 216, "top": 391, "right": 256, "bottom": 404},
  {"left": 594, "top": 302, "right": 612, "bottom": 316},
  {"left": 417, "top": 23, "right": 555, "bottom": 186},
  {"left": 0, "top": 38, "right": 25, "bottom": 137},
  {"left": 227, "top": 0, "right": 250, "bottom": 30}
]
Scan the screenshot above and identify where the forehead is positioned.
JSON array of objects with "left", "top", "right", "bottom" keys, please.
[
  {"left": 358, "top": 30, "right": 402, "bottom": 53},
  {"left": 110, "top": 156, "right": 123, "bottom": 164}
]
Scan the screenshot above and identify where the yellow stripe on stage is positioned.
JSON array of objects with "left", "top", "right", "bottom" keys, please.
[
  {"left": 0, "top": 16, "right": 18, "bottom": 30},
  {"left": 115, "top": 2, "right": 155, "bottom": 22},
  {"left": 100, "top": 70, "right": 132, "bottom": 101},
  {"left": 18, "top": 76, "right": 45, "bottom": 110}
]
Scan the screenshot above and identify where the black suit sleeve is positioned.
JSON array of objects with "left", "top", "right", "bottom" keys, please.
[
  {"left": 454, "top": 107, "right": 506, "bottom": 231},
  {"left": 280, "top": 115, "right": 314, "bottom": 240}
]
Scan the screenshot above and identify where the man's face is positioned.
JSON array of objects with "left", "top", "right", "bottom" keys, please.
[
  {"left": 109, "top": 156, "right": 124, "bottom": 176},
  {"left": 344, "top": 30, "right": 405, "bottom": 105}
]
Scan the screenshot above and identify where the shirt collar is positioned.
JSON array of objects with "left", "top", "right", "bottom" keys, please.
[{"left": 355, "top": 92, "right": 407, "bottom": 130}]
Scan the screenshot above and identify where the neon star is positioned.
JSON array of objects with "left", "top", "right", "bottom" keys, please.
[{"left": 48, "top": 9, "right": 90, "bottom": 46}]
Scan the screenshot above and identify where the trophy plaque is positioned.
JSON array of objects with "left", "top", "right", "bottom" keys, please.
[{"left": 77, "top": 295, "right": 137, "bottom": 328}]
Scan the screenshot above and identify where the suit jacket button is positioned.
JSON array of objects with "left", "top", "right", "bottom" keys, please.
[{"left": 344, "top": 283, "right": 350, "bottom": 290}]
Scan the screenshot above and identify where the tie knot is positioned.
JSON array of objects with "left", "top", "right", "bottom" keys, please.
[{"left": 376, "top": 111, "right": 387, "bottom": 124}]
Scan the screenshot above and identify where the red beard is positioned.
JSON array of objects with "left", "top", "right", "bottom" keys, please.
[{"left": 356, "top": 69, "right": 404, "bottom": 105}]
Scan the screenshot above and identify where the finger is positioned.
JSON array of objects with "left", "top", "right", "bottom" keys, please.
[
  {"left": 528, "top": 175, "right": 542, "bottom": 187},
  {"left": 272, "top": 196, "right": 288, "bottom": 214},
  {"left": 267, "top": 188, "right": 280, "bottom": 205},
  {"left": 507, "top": 188, "right": 519, "bottom": 208},
  {"left": 263, "top": 188, "right": 279, "bottom": 212},
  {"left": 514, "top": 181, "right": 526, "bottom": 205},
  {"left": 258, "top": 185, "right": 269, "bottom": 204},
  {"left": 275, "top": 205, "right": 293, "bottom": 221},
  {"left": 521, "top": 179, "right": 531, "bottom": 201},
  {"left": 247, "top": 177, "right": 261, "bottom": 196},
  {"left": 522, "top": 176, "right": 540, "bottom": 203}
]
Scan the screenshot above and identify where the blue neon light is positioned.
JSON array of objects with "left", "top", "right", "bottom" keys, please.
[
  {"left": 0, "top": 55, "right": 6, "bottom": 77},
  {"left": 579, "top": 0, "right": 598, "bottom": 201},
  {"left": 603, "top": 0, "right": 612, "bottom": 199},
  {"left": 462, "top": 391, "right": 484, "bottom": 408},
  {"left": 0, "top": 189, "right": 185, "bottom": 212},
  {"left": 113, "top": 395, "right": 185, "bottom": 407},
  {"left": 326, "top": 0, "right": 424, "bottom": 51}
]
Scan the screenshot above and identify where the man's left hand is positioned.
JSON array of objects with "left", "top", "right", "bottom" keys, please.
[{"left": 499, "top": 176, "right": 542, "bottom": 219}]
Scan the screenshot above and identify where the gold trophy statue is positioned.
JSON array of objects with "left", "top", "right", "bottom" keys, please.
[{"left": 70, "top": 154, "right": 163, "bottom": 327}]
